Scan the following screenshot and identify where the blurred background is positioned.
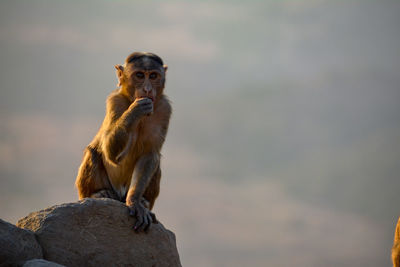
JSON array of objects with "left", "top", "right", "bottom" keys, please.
[{"left": 1, "top": 0, "right": 399, "bottom": 266}]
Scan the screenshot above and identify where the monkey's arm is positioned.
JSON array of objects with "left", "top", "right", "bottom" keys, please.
[
  {"left": 126, "top": 152, "right": 160, "bottom": 231},
  {"left": 102, "top": 97, "right": 153, "bottom": 164},
  {"left": 102, "top": 122, "right": 132, "bottom": 165}
]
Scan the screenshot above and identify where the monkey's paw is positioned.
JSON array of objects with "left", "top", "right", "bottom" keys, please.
[{"left": 128, "top": 201, "right": 157, "bottom": 233}]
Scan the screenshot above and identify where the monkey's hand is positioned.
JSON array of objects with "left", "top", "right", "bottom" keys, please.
[
  {"left": 128, "top": 97, "right": 153, "bottom": 118},
  {"left": 127, "top": 200, "right": 157, "bottom": 232}
]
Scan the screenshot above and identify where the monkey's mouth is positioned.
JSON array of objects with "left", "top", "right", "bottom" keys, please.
[
  {"left": 136, "top": 96, "right": 154, "bottom": 102},
  {"left": 145, "top": 96, "right": 155, "bottom": 102}
]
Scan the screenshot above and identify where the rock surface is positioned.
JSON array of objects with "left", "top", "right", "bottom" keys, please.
[
  {"left": 0, "top": 219, "right": 43, "bottom": 267},
  {"left": 23, "top": 259, "right": 66, "bottom": 267},
  {"left": 17, "top": 198, "right": 181, "bottom": 267}
]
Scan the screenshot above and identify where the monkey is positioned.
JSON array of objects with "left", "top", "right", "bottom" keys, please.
[
  {"left": 75, "top": 52, "right": 171, "bottom": 232},
  {"left": 393, "top": 217, "right": 400, "bottom": 267}
]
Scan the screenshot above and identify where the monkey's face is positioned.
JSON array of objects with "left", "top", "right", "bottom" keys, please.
[
  {"left": 120, "top": 56, "right": 166, "bottom": 103},
  {"left": 129, "top": 68, "right": 165, "bottom": 102},
  {"left": 116, "top": 54, "right": 167, "bottom": 103}
]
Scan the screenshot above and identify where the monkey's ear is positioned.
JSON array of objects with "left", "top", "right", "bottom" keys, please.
[
  {"left": 163, "top": 65, "right": 168, "bottom": 73},
  {"left": 115, "top": 65, "right": 124, "bottom": 87}
]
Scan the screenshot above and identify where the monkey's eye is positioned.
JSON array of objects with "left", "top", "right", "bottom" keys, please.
[
  {"left": 149, "top": 72, "right": 158, "bottom": 80},
  {"left": 135, "top": 72, "right": 145, "bottom": 79}
]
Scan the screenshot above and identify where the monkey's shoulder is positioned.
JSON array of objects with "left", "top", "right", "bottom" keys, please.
[
  {"left": 104, "top": 90, "right": 132, "bottom": 122},
  {"left": 106, "top": 90, "right": 131, "bottom": 109}
]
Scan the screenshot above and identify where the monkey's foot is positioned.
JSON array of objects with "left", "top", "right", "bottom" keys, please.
[
  {"left": 141, "top": 197, "right": 150, "bottom": 209},
  {"left": 90, "top": 189, "right": 119, "bottom": 200},
  {"left": 127, "top": 201, "right": 157, "bottom": 233},
  {"left": 140, "top": 198, "right": 158, "bottom": 224}
]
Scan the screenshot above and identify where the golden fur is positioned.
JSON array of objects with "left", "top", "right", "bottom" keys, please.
[{"left": 75, "top": 52, "right": 171, "bottom": 214}]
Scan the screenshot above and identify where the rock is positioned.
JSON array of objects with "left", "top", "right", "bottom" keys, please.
[
  {"left": 23, "top": 259, "right": 66, "bottom": 267},
  {"left": 0, "top": 219, "right": 43, "bottom": 267},
  {"left": 17, "top": 198, "right": 181, "bottom": 267},
  {"left": 393, "top": 217, "right": 400, "bottom": 267}
]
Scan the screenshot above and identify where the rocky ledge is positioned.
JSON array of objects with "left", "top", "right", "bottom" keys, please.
[{"left": 1, "top": 198, "right": 181, "bottom": 267}]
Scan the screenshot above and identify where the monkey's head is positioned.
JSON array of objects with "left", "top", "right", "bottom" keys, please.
[{"left": 115, "top": 52, "right": 168, "bottom": 103}]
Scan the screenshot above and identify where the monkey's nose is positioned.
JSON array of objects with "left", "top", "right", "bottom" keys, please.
[{"left": 144, "top": 85, "right": 152, "bottom": 93}]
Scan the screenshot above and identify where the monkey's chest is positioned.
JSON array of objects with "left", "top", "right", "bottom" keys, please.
[
  {"left": 135, "top": 119, "right": 164, "bottom": 150},
  {"left": 106, "top": 122, "right": 163, "bottom": 192}
]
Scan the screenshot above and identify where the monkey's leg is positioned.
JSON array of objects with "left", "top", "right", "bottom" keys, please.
[
  {"left": 126, "top": 153, "right": 159, "bottom": 232},
  {"left": 143, "top": 166, "right": 161, "bottom": 210},
  {"left": 76, "top": 146, "right": 116, "bottom": 200},
  {"left": 141, "top": 167, "right": 161, "bottom": 224}
]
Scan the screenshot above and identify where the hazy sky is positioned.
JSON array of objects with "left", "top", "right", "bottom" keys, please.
[{"left": 1, "top": 1, "right": 399, "bottom": 266}]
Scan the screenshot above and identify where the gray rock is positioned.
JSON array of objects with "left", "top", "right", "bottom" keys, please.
[
  {"left": 17, "top": 198, "right": 181, "bottom": 267},
  {"left": 0, "top": 219, "right": 43, "bottom": 267},
  {"left": 23, "top": 259, "right": 66, "bottom": 267}
]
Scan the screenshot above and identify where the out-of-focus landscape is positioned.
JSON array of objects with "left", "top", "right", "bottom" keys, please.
[{"left": 1, "top": 0, "right": 399, "bottom": 266}]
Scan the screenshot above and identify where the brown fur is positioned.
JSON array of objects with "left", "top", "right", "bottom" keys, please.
[
  {"left": 75, "top": 52, "right": 171, "bottom": 219},
  {"left": 393, "top": 217, "right": 400, "bottom": 267}
]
